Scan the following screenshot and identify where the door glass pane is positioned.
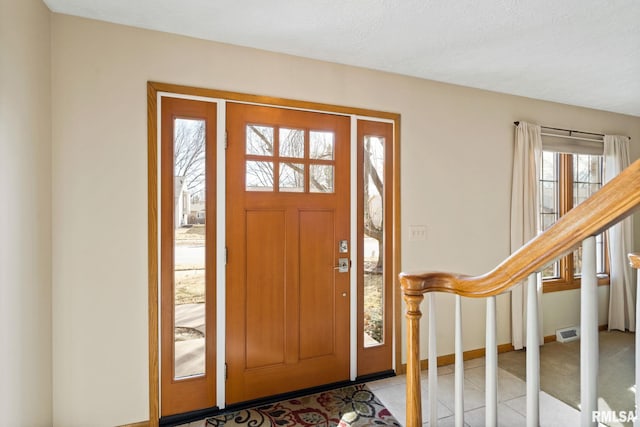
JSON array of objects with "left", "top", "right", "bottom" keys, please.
[
  {"left": 310, "top": 131, "right": 334, "bottom": 160},
  {"left": 310, "top": 165, "right": 334, "bottom": 193},
  {"left": 246, "top": 161, "right": 274, "bottom": 191},
  {"left": 279, "top": 128, "right": 304, "bottom": 158},
  {"left": 173, "top": 118, "right": 206, "bottom": 379},
  {"left": 246, "top": 125, "right": 274, "bottom": 156},
  {"left": 279, "top": 163, "right": 304, "bottom": 192},
  {"left": 363, "top": 135, "right": 385, "bottom": 347}
]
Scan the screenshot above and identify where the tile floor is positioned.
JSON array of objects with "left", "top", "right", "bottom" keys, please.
[
  {"left": 367, "top": 357, "right": 582, "bottom": 426},
  {"left": 177, "top": 356, "right": 583, "bottom": 426}
]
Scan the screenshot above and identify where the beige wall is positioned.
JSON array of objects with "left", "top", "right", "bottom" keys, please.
[
  {"left": 0, "top": 0, "right": 52, "bottom": 425},
  {"left": 50, "top": 13, "right": 640, "bottom": 426}
]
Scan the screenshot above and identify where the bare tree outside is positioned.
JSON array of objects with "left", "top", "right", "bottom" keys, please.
[
  {"left": 246, "top": 125, "right": 334, "bottom": 192},
  {"left": 175, "top": 119, "right": 206, "bottom": 202},
  {"left": 309, "top": 131, "right": 334, "bottom": 192},
  {"left": 173, "top": 118, "right": 207, "bottom": 378},
  {"left": 364, "top": 137, "right": 384, "bottom": 271},
  {"left": 363, "top": 136, "right": 385, "bottom": 345}
]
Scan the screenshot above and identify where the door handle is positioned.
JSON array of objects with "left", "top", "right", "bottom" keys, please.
[{"left": 334, "top": 258, "right": 349, "bottom": 273}]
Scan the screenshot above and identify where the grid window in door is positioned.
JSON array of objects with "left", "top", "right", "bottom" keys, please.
[{"left": 245, "top": 124, "right": 335, "bottom": 193}]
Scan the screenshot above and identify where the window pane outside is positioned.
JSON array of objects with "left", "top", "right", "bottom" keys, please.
[
  {"left": 279, "top": 163, "right": 304, "bottom": 192},
  {"left": 310, "top": 165, "right": 334, "bottom": 193},
  {"left": 572, "top": 154, "right": 605, "bottom": 276},
  {"left": 279, "top": 128, "right": 304, "bottom": 158},
  {"left": 246, "top": 161, "right": 274, "bottom": 191},
  {"left": 539, "top": 151, "right": 606, "bottom": 284},
  {"left": 173, "top": 118, "right": 206, "bottom": 379},
  {"left": 246, "top": 125, "right": 274, "bottom": 156},
  {"left": 539, "top": 152, "right": 559, "bottom": 279},
  {"left": 363, "top": 136, "right": 385, "bottom": 347},
  {"left": 310, "top": 131, "right": 334, "bottom": 160}
]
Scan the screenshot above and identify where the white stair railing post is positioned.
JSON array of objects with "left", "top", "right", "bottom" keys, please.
[
  {"left": 428, "top": 293, "right": 438, "bottom": 426},
  {"left": 636, "top": 266, "right": 640, "bottom": 427},
  {"left": 526, "top": 273, "right": 540, "bottom": 427},
  {"left": 455, "top": 295, "right": 464, "bottom": 427},
  {"left": 629, "top": 253, "right": 640, "bottom": 427},
  {"left": 581, "top": 236, "right": 598, "bottom": 427},
  {"left": 486, "top": 295, "right": 497, "bottom": 427}
]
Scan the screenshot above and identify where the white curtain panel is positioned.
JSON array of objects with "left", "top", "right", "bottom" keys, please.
[
  {"left": 510, "top": 122, "right": 543, "bottom": 350},
  {"left": 604, "top": 135, "right": 635, "bottom": 332}
]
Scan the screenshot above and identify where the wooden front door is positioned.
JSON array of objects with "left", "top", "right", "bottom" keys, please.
[{"left": 226, "top": 103, "right": 351, "bottom": 404}]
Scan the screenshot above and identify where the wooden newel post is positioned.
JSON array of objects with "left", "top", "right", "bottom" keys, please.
[{"left": 403, "top": 291, "right": 424, "bottom": 427}]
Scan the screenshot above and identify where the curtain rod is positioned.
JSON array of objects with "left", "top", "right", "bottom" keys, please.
[
  {"left": 513, "top": 121, "right": 604, "bottom": 137},
  {"left": 513, "top": 121, "right": 631, "bottom": 142},
  {"left": 540, "top": 132, "right": 603, "bottom": 143}
]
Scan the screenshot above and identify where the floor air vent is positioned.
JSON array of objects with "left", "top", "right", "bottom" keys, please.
[{"left": 556, "top": 326, "right": 580, "bottom": 343}]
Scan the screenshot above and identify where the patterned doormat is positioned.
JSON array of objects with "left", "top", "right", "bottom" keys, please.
[{"left": 206, "top": 384, "right": 401, "bottom": 426}]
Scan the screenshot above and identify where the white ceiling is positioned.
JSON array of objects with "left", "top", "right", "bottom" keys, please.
[{"left": 43, "top": 0, "right": 640, "bottom": 117}]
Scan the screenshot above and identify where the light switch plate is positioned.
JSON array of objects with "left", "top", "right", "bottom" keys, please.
[{"left": 409, "top": 225, "right": 427, "bottom": 241}]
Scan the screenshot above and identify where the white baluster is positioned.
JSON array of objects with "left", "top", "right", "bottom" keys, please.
[
  {"left": 428, "top": 293, "right": 438, "bottom": 426},
  {"left": 526, "top": 273, "right": 540, "bottom": 427},
  {"left": 455, "top": 295, "right": 464, "bottom": 427},
  {"left": 635, "top": 263, "right": 640, "bottom": 427},
  {"left": 486, "top": 296, "right": 497, "bottom": 427},
  {"left": 581, "top": 236, "right": 598, "bottom": 426}
]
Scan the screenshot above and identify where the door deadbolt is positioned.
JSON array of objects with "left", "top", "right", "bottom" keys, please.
[{"left": 334, "top": 258, "right": 349, "bottom": 273}]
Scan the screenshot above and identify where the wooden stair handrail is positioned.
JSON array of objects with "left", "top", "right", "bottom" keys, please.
[
  {"left": 629, "top": 253, "right": 640, "bottom": 269},
  {"left": 400, "top": 158, "right": 640, "bottom": 298},
  {"left": 401, "top": 160, "right": 640, "bottom": 427}
]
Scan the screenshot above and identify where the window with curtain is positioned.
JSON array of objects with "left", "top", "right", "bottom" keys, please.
[{"left": 539, "top": 151, "right": 609, "bottom": 292}]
